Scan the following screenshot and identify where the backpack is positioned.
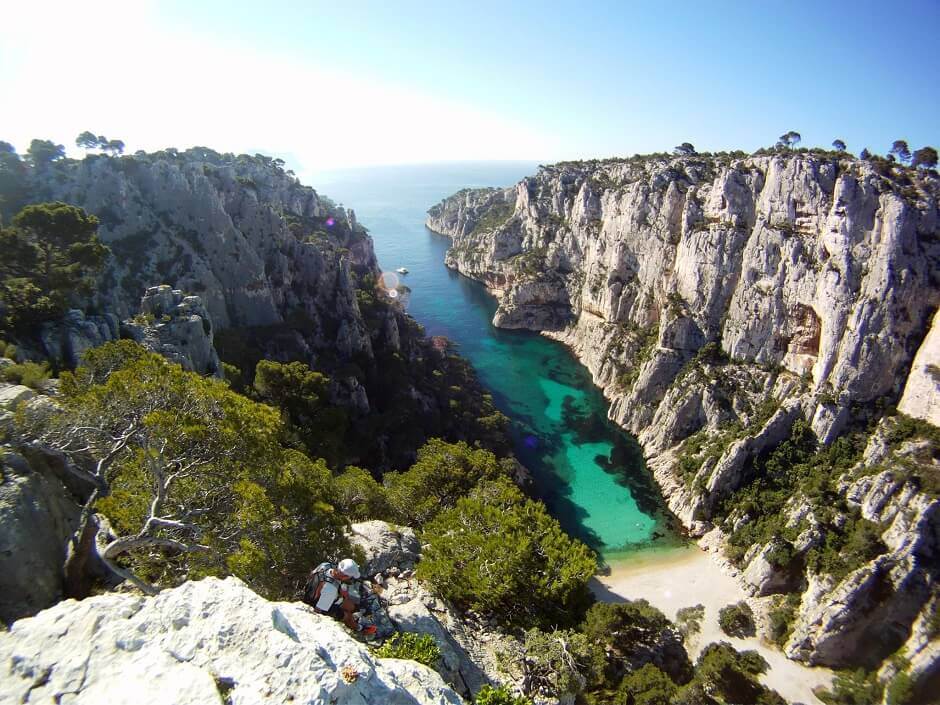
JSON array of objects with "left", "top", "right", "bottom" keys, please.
[{"left": 302, "top": 561, "right": 337, "bottom": 608}]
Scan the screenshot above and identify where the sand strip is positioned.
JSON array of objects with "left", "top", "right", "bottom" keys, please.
[{"left": 591, "top": 545, "right": 834, "bottom": 705}]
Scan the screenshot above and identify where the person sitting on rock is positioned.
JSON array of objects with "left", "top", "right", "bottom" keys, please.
[{"left": 303, "top": 558, "right": 377, "bottom": 636}]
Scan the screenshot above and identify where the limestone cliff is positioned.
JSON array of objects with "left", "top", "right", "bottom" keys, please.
[
  {"left": 7, "top": 146, "right": 508, "bottom": 468},
  {"left": 428, "top": 152, "right": 940, "bottom": 690},
  {"left": 0, "top": 576, "right": 463, "bottom": 705}
]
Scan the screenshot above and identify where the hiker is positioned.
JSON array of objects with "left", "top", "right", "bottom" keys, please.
[{"left": 304, "top": 558, "right": 377, "bottom": 636}]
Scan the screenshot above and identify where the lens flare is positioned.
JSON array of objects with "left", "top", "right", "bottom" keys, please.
[
  {"left": 325, "top": 217, "right": 335, "bottom": 227},
  {"left": 380, "top": 271, "right": 400, "bottom": 290},
  {"left": 388, "top": 289, "right": 399, "bottom": 299}
]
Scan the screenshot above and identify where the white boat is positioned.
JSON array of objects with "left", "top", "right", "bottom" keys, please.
[{"left": 396, "top": 267, "right": 409, "bottom": 274}]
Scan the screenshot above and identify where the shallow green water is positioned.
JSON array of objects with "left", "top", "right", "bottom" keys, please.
[{"left": 314, "top": 163, "right": 683, "bottom": 558}]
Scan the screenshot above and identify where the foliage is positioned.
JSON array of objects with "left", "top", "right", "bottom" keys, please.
[
  {"left": 333, "top": 465, "right": 392, "bottom": 521},
  {"left": 0, "top": 202, "right": 108, "bottom": 333},
  {"left": 890, "top": 140, "right": 911, "bottom": 165},
  {"left": 33, "top": 342, "right": 350, "bottom": 599},
  {"left": 687, "top": 642, "right": 781, "bottom": 705},
  {"left": 817, "top": 668, "right": 884, "bottom": 705},
  {"left": 0, "top": 142, "right": 28, "bottom": 222},
  {"left": 675, "top": 604, "right": 705, "bottom": 638},
  {"left": 581, "top": 600, "right": 692, "bottom": 684},
  {"left": 511, "top": 627, "right": 602, "bottom": 699},
  {"left": 912, "top": 146, "right": 938, "bottom": 169},
  {"left": 374, "top": 632, "right": 442, "bottom": 669},
  {"left": 615, "top": 663, "right": 678, "bottom": 705},
  {"left": 674, "top": 143, "right": 696, "bottom": 156},
  {"left": 384, "top": 438, "right": 508, "bottom": 525},
  {"left": 832, "top": 139, "right": 847, "bottom": 152},
  {"left": 777, "top": 131, "right": 802, "bottom": 149},
  {"left": 474, "top": 685, "right": 532, "bottom": 705},
  {"left": 26, "top": 139, "right": 65, "bottom": 167},
  {"left": 418, "top": 476, "right": 596, "bottom": 630},
  {"left": 252, "top": 359, "right": 348, "bottom": 467},
  {"left": 884, "top": 669, "right": 915, "bottom": 705},
  {"left": 718, "top": 601, "right": 755, "bottom": 638},
  {"left": 767, "top": 592, "right": 801, "bottom": 647},
  {"left": 471, "top": 201, "right": 516, "bottom": 235},
  {"left": 0, "top": 361, "right": 51, "bottom": 389}
]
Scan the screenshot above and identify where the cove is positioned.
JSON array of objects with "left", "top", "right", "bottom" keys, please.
[{"left": 315, "top": 163, "right": 684, "bottom": 560}]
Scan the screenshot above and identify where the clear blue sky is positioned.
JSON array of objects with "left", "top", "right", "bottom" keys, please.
[{"left": 2, "top": 0, "right": 937, "bottom": 170}]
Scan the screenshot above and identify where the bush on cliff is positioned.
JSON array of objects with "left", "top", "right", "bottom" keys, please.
[
  {"left": 384, "top": 438, "right": 509, "bottom": 525},
  {"left": 26, "top": 341, "right": 351, "bottom": 599},
  {"left": 418, "top": 476, "right": 596, "bottom": 629}
]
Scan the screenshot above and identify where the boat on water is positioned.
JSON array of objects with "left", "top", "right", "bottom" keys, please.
[{"left": 396, "top": 267, "right": 409, "bottom": 274}]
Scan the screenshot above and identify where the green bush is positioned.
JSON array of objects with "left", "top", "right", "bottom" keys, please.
[
  {"left": 768, "top": 593, "right": 801, "bottom": 647},
  {"left": 718, "top": 601, "right": 755, "bottom": 638},
  {"left": 817, "top": 668, "right": 884, "bottom": 705},
  {"left": 581, "top": 601, "right": 692, "bottom": 684},
  {"left": 418, "top": 476, "right": 596, "bottom": 630},
  {"left": 474, "top": 685, "right": 532, "bottom": 705},
  {"left": 374, "top": 632, "right": 441, "bottom": 669},
  {"left": 0, "top": 361, "right": 50, "bottom": 389},
  {"left": 385, "top": 439, "right": 508, "bottom": 525},
  {"left": 675, "top": 604, "right": 705, "bottom": 638},
  {"left": 333, "top": 466, "right": 392, "bottom": 521},
  {"left": 616, "top": 663, "right": 678, "bottom": 705},
  {"left": 510, "top": 628, "right": 601, "bottom": 698}
]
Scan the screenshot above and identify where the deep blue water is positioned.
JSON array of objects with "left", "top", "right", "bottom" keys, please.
[{"left": 314, "top": 163, "right": 681, "bottom": 559}]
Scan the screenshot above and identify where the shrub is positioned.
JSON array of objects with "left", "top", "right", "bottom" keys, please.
[
  {"left": 0, "top": 361, "right": 50, "bottom": 389},
  {"left": 418, "top": 476, "right": 596, "bottom": 630},
  {"left": 474, "top": 685, "right": 532, "bottom": 705},
  {"left": 768, "top": 593, "right": 801, "bottom": 647},
  {"left": 374, "top": 632, "right": 441, "bottom": 669},
  {"left": 508, "top": 628, "right": 601, "bottom": 699},
  {"left": 333, "top": 466, "right": 392, "bottom": 521},
  {"left": 675, "top": 604, "right": 705, "bottom": 638},
  {"left": 581, "top": 601, "right": 692, "bottom": 684},
  {"left": 817, "top": 668, "right": 884, "bottom": 705},
  {"left": 718, "top": 601, "right": 755, "bottom": 638},
  {"left": 616, "top": 663, "right": 678, "bottom": 705},
  {"left": 386, "top": 439, "right": 508, "bottom": 525}
]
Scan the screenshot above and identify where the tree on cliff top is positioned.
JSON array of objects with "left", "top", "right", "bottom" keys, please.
[
  {"left": 912, "top": 146, "right": 938, "bottom": 169},
  {"left": 26, "top": 138, "right": 65, "bottom": 168},
  {"left": 674, "top": 142, "right": 697, "bottom": 156},
  {"left": 890, "top": 140, "right": 911, "bottom": 164},
  {"left": 832, "top": 139, "right": 847, "bottom": 152},
  {"left": 776, "top": 131, "right": 801, "bottom": 149},
  {"left": 0, "top": 202, "right": 108, "bottom": 332}
]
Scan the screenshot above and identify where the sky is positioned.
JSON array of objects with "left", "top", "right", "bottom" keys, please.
[{"left": 2, "top": 0, "right": 938, "bottom": 176}]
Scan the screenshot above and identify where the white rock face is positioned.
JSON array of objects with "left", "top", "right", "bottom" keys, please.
[
  {"left": 0, "top": 577, "right": 462, "bottom": 705},
  {"left": 899, "top": 308, "right": 940, "bottom": 425},
  {"left": 428, "top": 155, "right": 940, "bottom": 681}
]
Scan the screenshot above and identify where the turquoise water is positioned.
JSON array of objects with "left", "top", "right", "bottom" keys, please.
[{"left": 314, "top": 163, "right": 682, "bottom": 559}]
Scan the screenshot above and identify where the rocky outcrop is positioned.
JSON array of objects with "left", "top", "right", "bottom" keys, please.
[
  {"left": 429, "top": 154, "right": 940, "bottom": 679},
  {"left": 0, "top": 576, "right": 462, "bottom": 705},
  {"left": 36, "top": 309, "right": 121, "bottom": 369},
  {"left": 122, "top": 285, "right": 221, "bottom": 376},
  {"left": 899, "top": 308, "right": 940, "bottom": 426},
  {"left": 349, "top": 520, "right": 521, "bottom": 701},
  {"left": 0, "top": 445, "right": 79, "bottom": 623},
  {"left": 349, "top": 520, "right": 420, "bottom": 575}
]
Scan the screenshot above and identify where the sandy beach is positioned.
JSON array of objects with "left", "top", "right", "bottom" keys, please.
[{"left": 591, "top": 545, "right": 834, "bottom": 705}]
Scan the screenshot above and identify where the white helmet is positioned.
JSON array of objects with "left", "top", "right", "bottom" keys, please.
[{"left": 337, "top": 558, "right": 361, "bottom": 579}]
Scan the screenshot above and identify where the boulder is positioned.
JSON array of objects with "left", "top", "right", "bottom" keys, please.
[
  {"left": 348, "top": 521, "right": 420, "bottom": 576},
  {"left": 0, "top": 384, "right": 34, "bottom": 411},
  {"left": 0, "top": 450, "right": 79, "bottom": 623},
  {"left": 0, "top": 577, "right": 462, "bottom": 705}
]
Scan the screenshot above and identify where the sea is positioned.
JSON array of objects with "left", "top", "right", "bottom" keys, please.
[{"left": 313, "top": 162, "right": 686, "bottom": 565}]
